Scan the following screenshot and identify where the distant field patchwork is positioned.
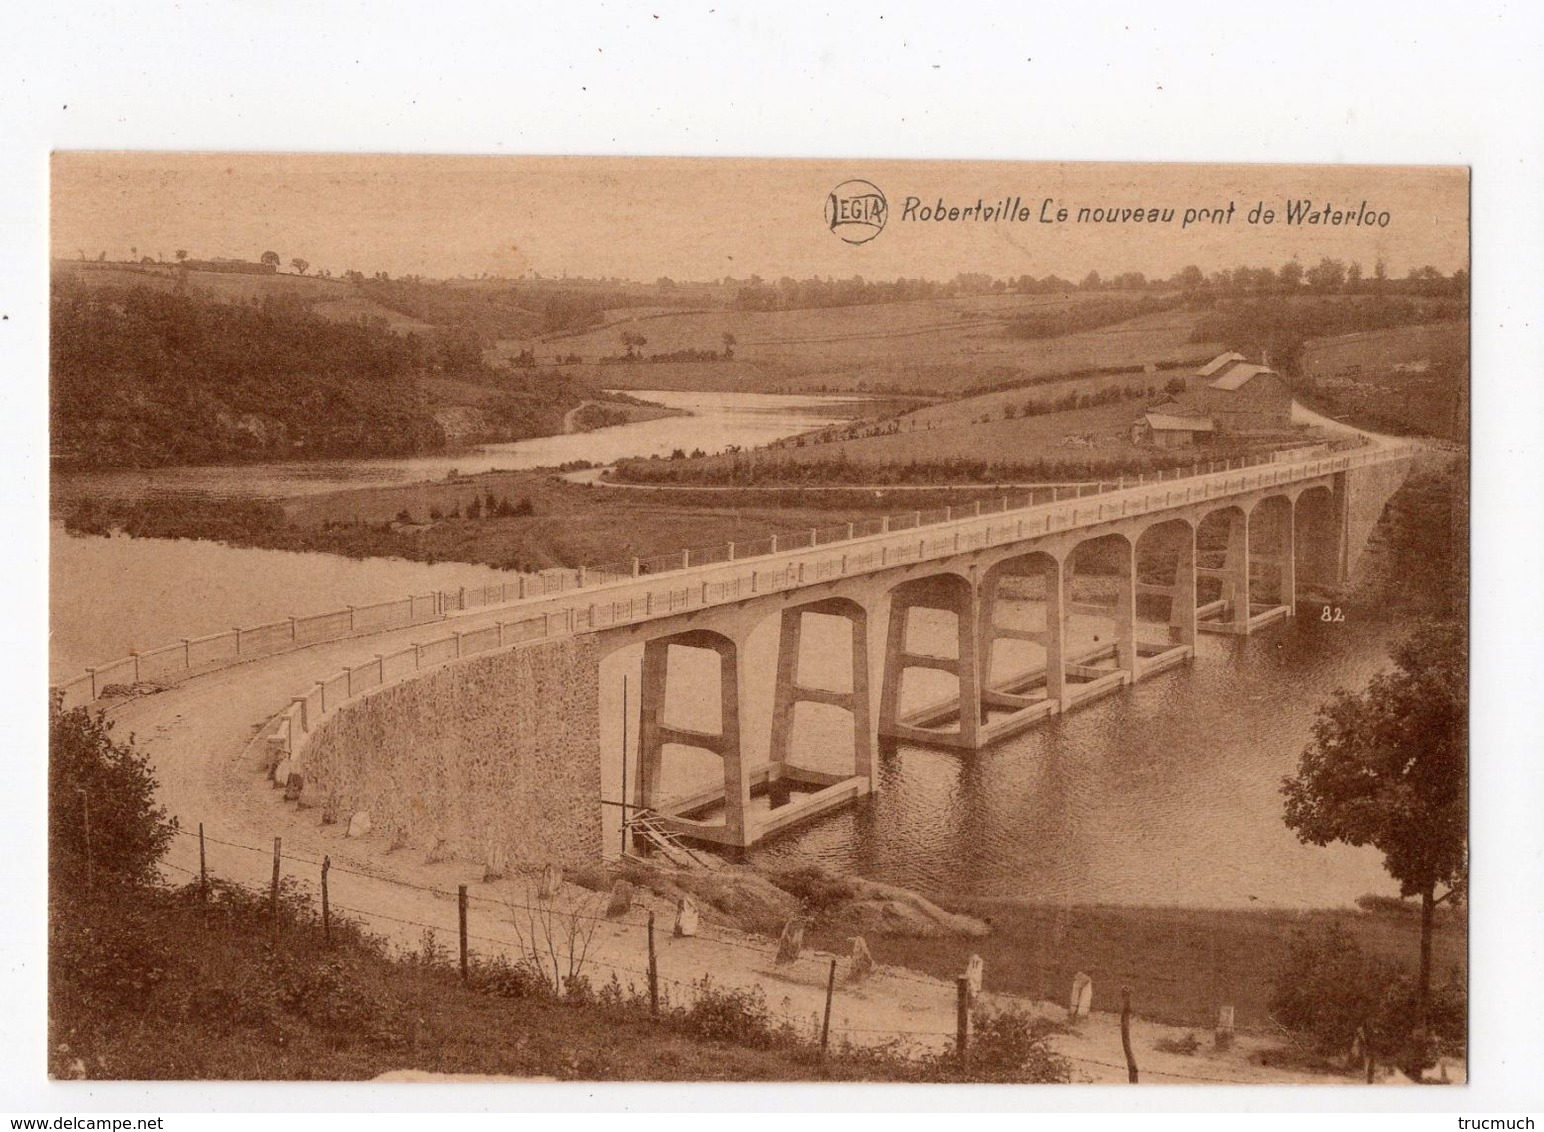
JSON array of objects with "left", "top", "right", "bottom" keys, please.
[{"left": 500, "top": 294, "right": 1222, "bottom": 395}]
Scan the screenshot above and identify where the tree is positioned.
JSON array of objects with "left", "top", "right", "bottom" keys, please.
[
  {"left": 1305, "top": 256, "right": 1347, "bottom": 292},
  {"left": 721, "top": 331, "right": 737, "bottom": 359},
  {"left": 260, "top": 250, "right": 281, "bottom": 269},
  {"left": 175, "top": 249, "right": 188, "bottom": 262},
  {"left": 1278, "top": 259, "right": 1304, "bottom": 288},
  {"left": 50, "top": 691, "right": 172, "bottom": 889},
  {"left": 1281, "top": 620, "right": 1466, "bottom": 1026},
  {"left": 1173, "top": 264, "right": 1205, "bottom": 291},
  {"left": 290, "top": 257, "right": 310, "bottom": 276}
]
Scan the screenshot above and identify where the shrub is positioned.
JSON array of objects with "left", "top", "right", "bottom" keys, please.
[
  {"left": 965, "top": 1003, "right": 1072, "bottom": 1083},
  {"left": 1270, "top": 924, "right": 1398, "bottom": 1059},
  {"left": 467, "top": 954, "right": 552, "bottom": 1000},
  {"left": 49, "top": 691, "right": 172, "bottom": 889},
  {"left": 677, "top": 977, "right": 783, "bottom": 1048},
  {"left": 1270, "top": 924, "right": 1465, "bottom": 1075}
]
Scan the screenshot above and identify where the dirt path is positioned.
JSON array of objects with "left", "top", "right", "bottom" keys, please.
[{"left": 560, "top": 400, "right": 598, "bottom": 434}]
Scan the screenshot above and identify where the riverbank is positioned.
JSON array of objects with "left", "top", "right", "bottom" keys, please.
[
  {"left": 561, "top": 395, "right": 689, "bottom": 434},
  {"left": 58, "top": 469, "right": 1013, "bottom": 574}
]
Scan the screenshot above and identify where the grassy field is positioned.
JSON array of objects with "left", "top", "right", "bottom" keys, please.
[
  {"left": 496, "top": 297, "right": 1222, "bottom": 395},
  {"left": 54, "top": 259, "right": 350, "bottom": 303},
  {"left": 1299, "top": 321, "right": 1467, "bottom": 379},
  {"left": 1299, "top": 321, "right": 1468, "bottom": 439},
  {"left": 49, "top": 875, "right": 997, "bottom": 1083},
  {"left": 627, "top": 391, "right": 1301, "bottom": 485}
]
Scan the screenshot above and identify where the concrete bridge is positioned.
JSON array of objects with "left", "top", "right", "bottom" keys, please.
[{"left": 60, "top": 441, "right": 1416, "bottom": 865}]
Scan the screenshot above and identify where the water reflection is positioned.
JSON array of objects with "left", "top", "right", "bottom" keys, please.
[{"left": 743, "top": 613, "right": 1400, "bottom": 909}]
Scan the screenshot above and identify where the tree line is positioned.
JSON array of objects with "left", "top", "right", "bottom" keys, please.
[{"left": 50, "top": 281, "right": 590, "bottom": 468}]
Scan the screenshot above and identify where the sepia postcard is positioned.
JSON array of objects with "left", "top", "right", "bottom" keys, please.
[{"left": 46, "top": 155, "right": 1469, "bottom": 1089}]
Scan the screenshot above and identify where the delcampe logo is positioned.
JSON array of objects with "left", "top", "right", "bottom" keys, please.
[{"left": 824, "top": 180, "right": 888, "bottom": 244}]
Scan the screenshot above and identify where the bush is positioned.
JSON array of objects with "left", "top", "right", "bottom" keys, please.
[
  {"left": 1271, "top": 924, "right": 1398, "bottom": 1058},
  {"left": 49, "top": 691, "right": 172, "bottom": 889},
  {"left": 677, "top": 977, "right": 785, "bottom": 1048},
  {"left": 1269, "top": 924, "right": 1465, "bottom": 1075},
  {"left": 965, "top": 1003, "right": 1072, "bottom": 1083}
]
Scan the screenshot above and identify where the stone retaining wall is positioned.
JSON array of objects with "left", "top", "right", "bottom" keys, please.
[{"left": 303, "top": 637, "right": 603, "bottom": 867}]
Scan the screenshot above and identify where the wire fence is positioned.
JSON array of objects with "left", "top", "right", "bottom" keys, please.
[{"left": 155, "top": 819, "right": 1284, "bottom": 1083}]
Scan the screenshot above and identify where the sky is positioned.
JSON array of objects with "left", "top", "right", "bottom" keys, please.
[{"left": 52, "top": 154, "right": 1469, "bottom": 285}]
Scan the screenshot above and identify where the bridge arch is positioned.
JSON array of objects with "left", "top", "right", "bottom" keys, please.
[
  {"left": 633, "top": 628, "right": 753, "bottom": 846},
  {"left": 1195, "top": 504, "right": 1250, "bottom": 633},
  {"left": 1134, "top": 516, "right": 1197, "bottom": 654},
  {"left": 768, "top": 596, "right": 875, "bottom": 806},
  {"left": 1294, "top": 484, "right": 1343, "bottom": 596},
  {"left": 1064, "top": 530, "right": 1138, "bottom": 678},
  {"left": 878, "top": 571, "right": 982, "bottom": 749},
  {"left": 973, "top": 549, "right": 1066, "bottom": 742},
  {"left": 1247, "top": 494, "right": 1297, "bottom": 614}
]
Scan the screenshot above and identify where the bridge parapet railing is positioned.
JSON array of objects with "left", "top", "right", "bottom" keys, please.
[
  {"left": 265, "top": 438, "right": 1419, "bottom": 777},
  {"left": 55, "top": 440, "right": 1417, "bottom": 711}
]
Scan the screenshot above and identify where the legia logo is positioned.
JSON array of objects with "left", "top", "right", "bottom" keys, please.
[{"left": 825, "top": 180, "right": 887, "bottom": 244}]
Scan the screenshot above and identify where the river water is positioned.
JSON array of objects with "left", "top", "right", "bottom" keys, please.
[
  {"left": 743, "top": 612, "right": 1401, "bottom": 909},
  {"left": 50, "top": 390, "right": 1403, "bottom": 909},
  {"left": 50, "top": 391, "right": 859, "bottom": 504}
]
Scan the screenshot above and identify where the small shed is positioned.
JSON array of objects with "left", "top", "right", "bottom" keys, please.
[{"left": 1132, "top": 411, "right": 1215, "bottom": 448}]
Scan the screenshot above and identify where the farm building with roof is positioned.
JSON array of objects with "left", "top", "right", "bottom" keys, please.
[{"left": 1190, "top": 352, "right": 1294, "bottom": 432}]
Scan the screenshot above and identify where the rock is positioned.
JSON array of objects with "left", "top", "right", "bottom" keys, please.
[
  {"left": 271, "top": 757, "right": 291, "bottom": 788},
  {"left": 1215, "top": 1004, "right": 1236, "bottom": 1051},
  {"left": 775, "top": 917, "right": 806, "bottom": 964},
  {"left": 848, "top": 935, "right": 874, "bottom": 982},
  {"left": 779, "top": 868, "right": 989, "bottom": 939},
  {"left": 674, "top": 895, "right": 700, "bottom": 937},
  {"left": 346, "top": 810, "right": 371, "bottom": 838},
  {"left": 283, "top": 771, "right": 304, "bottom": 802},
  {"left": 606, "top": 879, "right": 633, "bottom": 918},
  {"left": 1069, "top": 971, "right": 1094, "bottom": 1020},
  {"left": 539, "top": 863, "right": 563, "bottom": 902},
  {"left": 964, "top": 953, "right": 984, "bottom": 1002}
]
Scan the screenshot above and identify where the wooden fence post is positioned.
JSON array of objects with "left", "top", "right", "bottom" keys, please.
[
  {"left": 321, "top": 855, "right": 331, "bottom": 947},
  {"left": 821, "top": 958, "right": 837, "bottom": 1055},
  {"left": 270, "top": 837, "right": 282, "bottom": 950},
  {"left": 648, "top": 911, "right": 659, "bottom": 1015},
  {"left": 458, "top": 884, "right": 469, "bottom": 984},
  {"left": 78, "top": 789, "right": 93, "bottom": 891},
  {"left": 198, "top": 822, "right": 207, "bottom": 905},
  {"left": 956, "top": 976, "right": 970, "bottom": 1060},
  {"left": 1121, "top": 986, "right": 1139, "bottom": 1082}
]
